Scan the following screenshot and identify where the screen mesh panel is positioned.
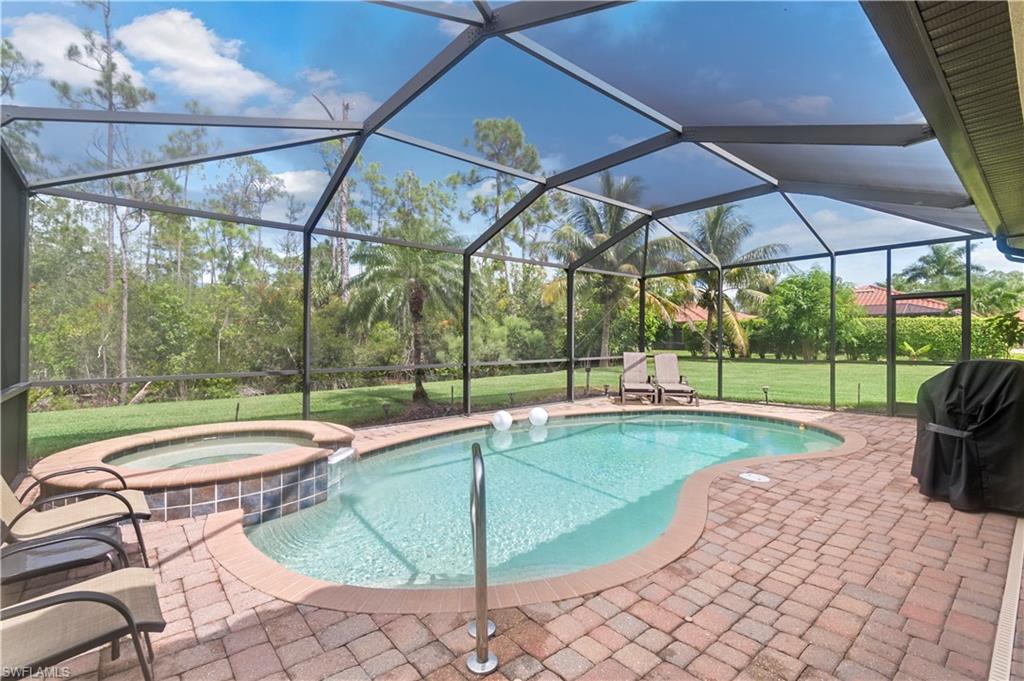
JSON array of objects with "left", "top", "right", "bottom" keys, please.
[
  {"left": 387, "top": 38, "right": 665, "bottom": 174},
  {"left": 523, "top": 1, "right": 922, "bottom": 126}
]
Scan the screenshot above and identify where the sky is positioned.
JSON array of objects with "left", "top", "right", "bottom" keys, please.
[{"left": 3, "top": 0, "right": 1020, "bottom": 283}]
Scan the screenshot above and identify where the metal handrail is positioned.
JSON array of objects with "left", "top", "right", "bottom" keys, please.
[{"left": 466, "top": 442, "right": 497, "bottom": 674}]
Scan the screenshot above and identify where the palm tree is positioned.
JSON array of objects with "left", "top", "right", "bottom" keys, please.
[
  {"left": 348, "top": 172, "right": 462, "bottom": 401},
  {"left": 897, "top": 243, "right": 982, "bottom": 291},
  {"left": 687, "top": 204, "right": 788, "bottom": 357},
  {"left": 544, "top": 172, "right": 690, "bottom": 362}
]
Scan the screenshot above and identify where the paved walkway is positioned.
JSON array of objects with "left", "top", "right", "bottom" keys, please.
[{"left": 5, "top": 403, "right": 1021, "bottom": 681}]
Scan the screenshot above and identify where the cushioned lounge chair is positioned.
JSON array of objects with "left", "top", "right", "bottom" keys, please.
[
  {"left": 654, "top": 353, "right": 700, "bottom": 406},
  {"left": 0, "top": 567, "right": 166, "bottom": 681},
  {"left": 619, "top": 352, "right": 656, "bottom": 404},
  {"left": 2, "top": 467, "right": 151, "bottom": 566}
]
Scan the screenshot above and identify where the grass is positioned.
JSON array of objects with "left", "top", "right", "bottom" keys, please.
[{"left": 27, "top": 356, "right": 958, "bottom": 461}]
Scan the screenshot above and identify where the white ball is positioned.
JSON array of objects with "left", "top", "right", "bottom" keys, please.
[
  {"left": 528, "top": 425, "right": 548, "bottom": 443},
  {"left": 492, "top": 410, "right": 513, "bottom": 432},
  {"left": 528, "top": 407, "right": 549, "bottom": 427}
]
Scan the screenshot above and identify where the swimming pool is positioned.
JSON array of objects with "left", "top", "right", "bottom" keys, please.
[{"left": 247, "top": 413, "right": 841, "bottom": 588}]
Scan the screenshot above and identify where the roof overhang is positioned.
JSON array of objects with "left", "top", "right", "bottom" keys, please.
[{"left": 863, "top": 1, "right": 1024, "bottom": 244}]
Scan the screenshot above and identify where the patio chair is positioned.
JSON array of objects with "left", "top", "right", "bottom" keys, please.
[
  {"left": 2, "top": 466, "right": 151, "bottom": 567},
  {"left": 0, "top": 567, "right": 166, "bottom": 681},
  {"left": 619, "top": 352, "right": 657, "bottom": 404},
  {"left": 2, "top": 526, "right": 129, "bottom": 586},
  {"left": 654, "top": 354, "right": 700, "bottom": 406}
]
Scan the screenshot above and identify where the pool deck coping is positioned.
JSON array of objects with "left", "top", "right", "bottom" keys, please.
[
  {"left": 30, "top": 420, "right": 354, "bottom": 491},
  {"left": 204, "top": 402, "right": 867, "bottom": 614}
]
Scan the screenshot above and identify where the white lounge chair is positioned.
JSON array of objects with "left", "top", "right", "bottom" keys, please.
[
  {"left": 619, "top": 352, "right": 657, "bottom": 404},
  {"left": 654, "top": 353, "right": 700, "bottom": 406}
]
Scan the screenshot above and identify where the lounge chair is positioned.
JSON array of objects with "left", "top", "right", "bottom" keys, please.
[
  {"left": 654, "top": 353, "right": 700, "bottom": 406},
  {"left": 2, "top": 526, "right": 129, "bottom": 585},
  {"left": 619, "top": 352, "right": 657, "bottom": 404},
  {"left": 0, "top": 567, "right": 166, "bottom": 681},
  {"left": 2, "top": 466, "right": 151, "bottom": 566}
]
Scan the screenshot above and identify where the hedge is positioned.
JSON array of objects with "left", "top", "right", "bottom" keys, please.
[{"left": 671, "top": 315, "right": 1017, "bottom": 361}]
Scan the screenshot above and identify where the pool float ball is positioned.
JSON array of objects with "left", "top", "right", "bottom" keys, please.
[
  {"left": 492, "top": 410, "right": 513, "bottom": 432},
  {"left": 528, "top": 425, "right": 548, "bottom": 443},
  {"left": 799, "top": 423, "right": 806, "bottom": 430},
  {"left": 528, "top": 407, "right": 549, "bottom": 427}
]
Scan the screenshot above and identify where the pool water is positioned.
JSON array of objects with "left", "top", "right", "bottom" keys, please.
[
  {"left": 108, "top": 435, "right": 315, "bottom": 469},
  {"left": 247, "top": 413, "right": 840, "bottom": 588}
]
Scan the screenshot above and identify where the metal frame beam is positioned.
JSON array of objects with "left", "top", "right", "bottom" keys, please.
[
  {"left": 371, "top": 1, "right": 484, "bottom": 25},
  {"left": 35, "top": 187, "right": 469, "bottom": 253},
  {"left": 465, "top": 184, "right": 548, "bottom": 255},
  {"left": 548, "top": 131, "right": 683, "bottom": 187},
  {"left": 365, "top": 27, "right": 485, "bottom": 133},
  {"left": 778, "top": 180, "right": 972, "bottom": 209},
  {"left": 570, "top": 215, "right": 651, "bottom": 271},
  {"left": 845, "top": 200, "right": 988, "bottom": 237},
  {"left": 29, "top": 131, "right": 354, "bottom": 191},
  {"left": 303, "top": 134, "right": 366, "bottom": 235},
  {"left": 1, "top": 105, "right": 363, "bottom": 131},
  {"left": 681, "top": 124, "right": 934, "bottom": 147},
  {"left": 489, "top": 1, "right": 627, "bottom": 33},
  {"left": 376, "top": 128, "right": 545, "bottom": 184},
  {"left": 652, "top": 185, "right": 775, "bottom": 220},
  {"left": 862, "top": 1, "right": 1006, "bottom": 238},
  {"left": 503, "top": 33, "right": 683, "bottom": 132},
  {"left": 654, "top": 218, "right": 719, "bottom": 268}
]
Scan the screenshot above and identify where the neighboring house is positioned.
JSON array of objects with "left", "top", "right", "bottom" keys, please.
[
  {"left": 673, "top": 303, "right": 755, "bottom": 325},
  {"left": 853, "top": 284, "right": 949, "bottom": 316}
]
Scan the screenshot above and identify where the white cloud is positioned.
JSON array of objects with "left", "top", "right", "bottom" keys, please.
[
  {"left": 464, "top": 177, "right": 496, "bottom": 203},
  {"left": 539, "top": 153, "right": 566, "bottom": 176},
  {"left": 728, "top": 95, "right": 833, "bottom": 122},
  {"left": 299, "top": 68, "right": 340, "bottom": 90},
  {"left": 115, "top": 10, "right": 286, "bottom": 108},
  {"left": 894, "top": 110, "right": 926, "bottom": 124},
  {"left": 775, "top": 95, "right": 832, "bottom": 117},
  {"left": 5, "top": 13, "right": 143, "bottom": 88},
  {"left": 438, "top": 19, "right": 465, "bottom": 37},
  {"left": 277, "top": 90, "right": 379, "bottom": 122},
  {"left": 263, "top": 168, "right": 330, "bottom": 222},
  {"left": 607, "top": 134, "right": 645, "bottom": 148},
  {"left": 731, "top": 98, "right": 779, "bottom": 123}
]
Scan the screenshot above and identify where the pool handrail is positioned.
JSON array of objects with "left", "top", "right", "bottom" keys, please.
[{"left": 466, "top": 442, "right": 497, "bottom": 675}]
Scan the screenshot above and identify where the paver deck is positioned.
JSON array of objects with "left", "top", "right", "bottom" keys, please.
[{"left": 4, "top": 400, "right": 1021, "bottom": 681}]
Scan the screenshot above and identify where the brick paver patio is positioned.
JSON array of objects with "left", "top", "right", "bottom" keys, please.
[{"left": 5, "top": 402, "right": 1021, "bottom": 681}]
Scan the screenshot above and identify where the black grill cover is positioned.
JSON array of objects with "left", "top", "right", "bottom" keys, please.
[{"left": 912, "top": 359, "right": 1024, "bottom": 514}]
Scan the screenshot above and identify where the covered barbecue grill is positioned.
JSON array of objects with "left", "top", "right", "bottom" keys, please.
[{"left": 912, "top": 360, "right": 1024, "bottom": 515}]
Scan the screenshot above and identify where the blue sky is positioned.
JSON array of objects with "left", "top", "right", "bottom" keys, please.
[{"left": 3, "top": 0, "right": 1018, "bottom": 280}]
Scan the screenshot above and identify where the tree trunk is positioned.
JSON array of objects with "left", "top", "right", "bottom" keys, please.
[
  {"left": 599, "top": 301, "right": 613, "bottom": 368},
  {"left": 703, "top": 298, "right": 714, "bottom": 360},
  {"left": 118, "top": 216, "right": 130, "bottom": 403},
  {"left": 410, "top": 283, "right": 428, "bottom": 401},
  {"left": 105, "top": 125, "right": 115, "bottom": 292},
  {"left": 338, "top": 181, "right": 350, "bottom": 302}
]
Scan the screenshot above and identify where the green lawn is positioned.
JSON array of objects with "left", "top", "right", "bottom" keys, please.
[{"left": 27, "top": 357, "right": 955, "bottom": 461}]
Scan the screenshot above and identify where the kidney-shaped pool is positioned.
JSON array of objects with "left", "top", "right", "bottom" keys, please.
[{"left": 246, "top": 412, "right": 841, "bottom": 588}]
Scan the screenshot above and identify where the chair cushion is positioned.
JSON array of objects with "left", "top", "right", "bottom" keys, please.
[
  {"left": 8, "top": 490, "right": 150, "bottom": 542},
  {"left": 1, "top": 567, "right": 165, "bottom": 671}
]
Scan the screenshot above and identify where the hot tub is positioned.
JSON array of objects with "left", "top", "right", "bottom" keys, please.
[{"left": 31, "top": 421, "right": 354, "bottom": 523}]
